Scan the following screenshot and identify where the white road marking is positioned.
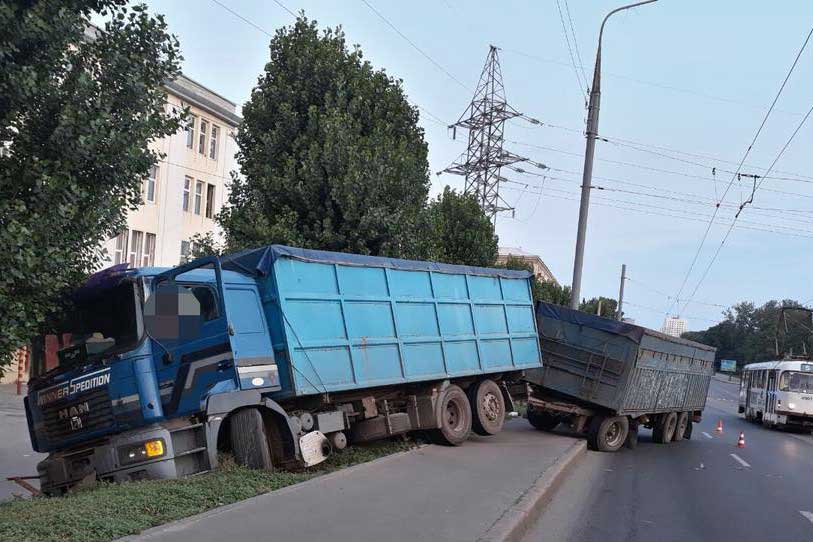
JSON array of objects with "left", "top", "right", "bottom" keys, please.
[
  {"left": 702, "top": 432, "right": 713, "bottom": 439},
  {"left": 799, "top": 511, "right": 813, "bottom": 524},
  {"left": 730, "top": 453, "right": 750, "bottom": 468}
]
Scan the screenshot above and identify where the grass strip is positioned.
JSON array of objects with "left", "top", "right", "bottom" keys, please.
[{"left": 0, "top": 438, "right": 415, "bottom": 542}]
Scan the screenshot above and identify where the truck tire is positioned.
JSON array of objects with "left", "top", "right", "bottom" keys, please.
[
  {"left": 230, "top": 408, "right": 274, "bottom": 471},
  {"left": 652, "top": 412, "right": 678, "bottom": 444},
  {"left": 683, "top": 419, "right": 693, "bottom": 440},
  {"left": 673, "top": 412, "right": 690, "bottom": 441},
  {"left": 429, "top": 385, "right": 472, "bottom": 446},
  {"left": 625, "top": 422, "right": 639, "bottom": 449},
  {"left": 527, "top": 408, "right": 560, "bottom": 431},
  {"left": 469, "top": 379, "right": 505, "bottom": 436},
  {"left": 587, "top": 415, "right": 629, "bottom": 452}
]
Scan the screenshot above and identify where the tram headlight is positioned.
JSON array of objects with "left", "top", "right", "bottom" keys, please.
[{"left": 788, "top": 402, "right": 796, "bottom": 410}]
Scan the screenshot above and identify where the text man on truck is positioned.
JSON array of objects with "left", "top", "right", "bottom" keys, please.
[{"left": 25, "top": 245, "right": 542, "bottom": 494}]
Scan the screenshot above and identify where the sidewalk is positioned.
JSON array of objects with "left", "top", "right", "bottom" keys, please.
[
  {"left": 0, "top": 383, "right": 43, "bottom": 500},
  {"left": 127, "top": 420, "right": 581, "bottom": 542}
]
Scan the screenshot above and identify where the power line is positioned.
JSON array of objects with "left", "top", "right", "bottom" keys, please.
[
  {"left": 562, "top": 0, "right": 587, "bottom": 87},
  {"left": 210, "top": 0, "right": 294, "bottom": 34},
  {"left": 554, "top": 0, "right": 587, "bottom": 102},
  {"left": 678, "top": 99, "right": 813, "bottom": 315},
  {"left": 360, "top": 0, "right": 469, "bottom": 91},
  {"left": 623, "top": 301, "right": 722, "bottom": 325}
]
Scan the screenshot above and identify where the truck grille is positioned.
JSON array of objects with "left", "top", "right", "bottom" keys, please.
[{"left": 40, "top": 387, "right": 115, "bottom": 442}]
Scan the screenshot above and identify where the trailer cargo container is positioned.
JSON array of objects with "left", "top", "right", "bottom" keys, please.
[
  {"left": 25, "top": 245, "right": 542, "bottom": 493},
  {"left": 525, "top": 302, "right": 715, "bottom": 451}
]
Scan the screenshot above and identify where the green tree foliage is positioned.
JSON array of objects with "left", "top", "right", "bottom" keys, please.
[
  {"left": 218, "top": 16, "right": 430, "bottom": 258},
  {"left": 0, "top": 1, "right": 183, "bottom": 369},
  {"left": 682, "top": 299, "right": 809, "bottom": 367},
  {"left": 579, "top": 297, "right": 618, "bottom": 318},
  {"left": 497, "top": 255, "right": 570, "bottom": 304},
  {"left": 424, "top": 187, "right": 498, "bottom": 267}
]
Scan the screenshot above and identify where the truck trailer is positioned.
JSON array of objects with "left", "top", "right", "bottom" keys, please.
[
  {"left": 525, "top": 302, "right": 715, "bottom": 451},
  {"left": 25, "top": 245, "right": 542, "bottom": 494}
]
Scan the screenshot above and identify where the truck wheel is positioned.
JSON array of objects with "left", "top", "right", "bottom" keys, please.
[
  {"left": 683, "top": 419, "right": 693, "bottom": 440},
  {"left": 429, "top": 385, "right": 472, "bottom": 446},
  {"left": 587, "top": 415, "right": 629, "bottom": 452},
  {"left": 470, "top": 379, "right": 505, "bottom": 436},
  {"left": 673, "top": 412, "right": 689, "bottom": 441},
  {"left": 653, "top": 412, "right": 678, "bottom": 443},
  {"left": 625, "top": 422, "right": 639, "bottom": 449},
  {"left": 230, "top": 408, "right": 274, "bottom": 471},
  {"left": 527, "top": 408, "right": 560, "bottom": 431}
]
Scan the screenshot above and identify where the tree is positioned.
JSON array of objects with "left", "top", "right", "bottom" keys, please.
[
  {"left": 0, "top": 1, "right": 183, "bottom": 369},
  {"left": 497, "top": 255, "right": 570, "bottom": 304},
  {"left": 218, "top": 16, "right": 430, "bottom": 258},
  {"left": 424, "top": 187, "right": 498, "bottom": 267},
  {"left": 579, "top": 297, "right": 618, "bottom": 318}
]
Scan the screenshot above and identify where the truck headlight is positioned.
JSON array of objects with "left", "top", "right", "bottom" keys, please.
[
  {"left": 118, "top": 438, "right": 166, "bottom": 465},
  {"left": 788, "top": 402, "right": 796, "bottom": 410}
]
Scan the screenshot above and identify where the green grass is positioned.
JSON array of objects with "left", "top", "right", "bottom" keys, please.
[{"left": 0, "top": 438, "right": 415, "bottom": 542}]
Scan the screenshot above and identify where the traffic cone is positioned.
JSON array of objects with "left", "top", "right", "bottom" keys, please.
[
  {"left": 737, "top": 432, "right": 745, "bottom": 448},
  {"left": 716, "top": 419, "right": 723, "bottom": 433}
]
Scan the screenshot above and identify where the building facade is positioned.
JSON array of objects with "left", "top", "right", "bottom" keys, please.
[
  {"left": 102, "top": 75, "right": 240, "bottom": 268},
  {"left": 661, "top": 316, "right": 688, "bottom": 338},
  {"left": 496, "top": 247, "right": 558, "bottom": 284}
]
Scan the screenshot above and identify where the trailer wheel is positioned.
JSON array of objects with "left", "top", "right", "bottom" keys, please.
[
  {"left": 587, "top": 415, "right": 629, "bottom": 452},
  {"left": 673, "top": 412, "right": 690, "bottom": 441},
  {"left": 683, "top": 419, "right": 693, "bottom": 440},
  {"left": 653, "top": 412, "right": 678, "bottom": 443},
  {"left": 469, "top": 379, "right": 505, "bottom": 436},
  {"left": 429, "top": 385, "right": 472, "bottom": 446},
  {"left": 527, "top": 408, "right": 560, "bottom": 431},
  {"left": 625, "top": 422, "right": 639, "bottom": 449},
  {"left": 230, "top": 408, "right": 274, "bottom": 471}
]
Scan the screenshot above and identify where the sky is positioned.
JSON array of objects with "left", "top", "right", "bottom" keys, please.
[{"left": 129, "top": 0, "right": 813, "bottom": 331}]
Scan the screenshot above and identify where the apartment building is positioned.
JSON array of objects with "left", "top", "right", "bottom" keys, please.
[
  {"left": 496, "top": 247, "right": 558, "bottom": 284},
  {"left": 102, "top": 75, "right": 240, "bottom": 268}
]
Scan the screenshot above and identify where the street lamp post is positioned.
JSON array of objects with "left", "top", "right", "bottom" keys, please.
[{"left": 569, "top": 0, "right": 658, "bottom": 310}]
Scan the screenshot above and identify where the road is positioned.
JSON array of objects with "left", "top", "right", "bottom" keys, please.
[
  {"left": 522, "top": 377, "right": 813, "bottom": 542},
  {"left": 0, "top": 384, "right": 42, "bottom": 500}
]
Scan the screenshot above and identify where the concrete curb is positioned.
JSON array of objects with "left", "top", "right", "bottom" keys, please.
[{"left": 477, "top": 439, "right": 587, "bottom": 542}]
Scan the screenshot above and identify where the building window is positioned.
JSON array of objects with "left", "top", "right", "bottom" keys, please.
[
  {"left": 113, "top": 230, "right": 128, "bottom": 265},
  {"left": 186, "top": 114, "right": 197, "bottom": 149},
  {"left": 183, "top": 176, "right": 192, "bottom": 212},
  {"left": 205, "top": 183, "right": 216, "bottom": 219},
  {"left": 128, "top": 230, "right": 143, "bottom": 267},
  {"left": 143, "top": 165, "right": 157, "bottom": 204},
  {"left": 198, "top": 119, "right": 208, "bottom": 155},
  {"left": 180, "top": 240, "right": 191, "bottom": 263},
  {"left": 209, "top": 124, "right": 219, "bottom": 160},
  {"left": 194, "top": 180, "right": 203, "bottom": 215},
  {"left": 142, "top": 233, "right": 156, "bottom": 267}
]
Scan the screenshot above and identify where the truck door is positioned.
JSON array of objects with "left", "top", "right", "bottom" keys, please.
[
  {"left": 148, "top": 258, "right": 235, "bottom": 416},
  {"left": 766, "top": 370, "right": 777, "bottom": 419},
  {"left": 221, "top": 283, "right": 281, "bottom": 392}
]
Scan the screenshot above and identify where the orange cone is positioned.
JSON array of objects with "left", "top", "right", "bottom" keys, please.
[
  {"left": 716, "top": 419, "right": 723, "bottom": 433},
  {"left": 737, "top": 432, "right": 745, "bottom": 448}
]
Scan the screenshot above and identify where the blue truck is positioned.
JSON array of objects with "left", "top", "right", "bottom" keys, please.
[{"left": 25, "top": 245, "right": 541, "bottom": 494}]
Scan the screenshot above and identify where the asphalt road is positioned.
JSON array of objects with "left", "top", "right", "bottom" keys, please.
[
  {"left": 522, "top": 377, "right": 813, "bottom": 542},
  {"left": 0, "top": 384, "right": 42, "bottom": 500}
]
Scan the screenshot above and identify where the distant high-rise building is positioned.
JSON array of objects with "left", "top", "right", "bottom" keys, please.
[{"left": 661, "top": 316, "right": 688, "bottom": 337}]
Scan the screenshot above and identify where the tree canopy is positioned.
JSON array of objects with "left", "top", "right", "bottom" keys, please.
[
  {"left": 424, "top": 187, "right": 498, "bottom": 267},
  {"left": 218, "top": 16, "right": 430, "bottom": 259},
  {"left": 0, "top": 1, "right": 183, "bottom": 369}
]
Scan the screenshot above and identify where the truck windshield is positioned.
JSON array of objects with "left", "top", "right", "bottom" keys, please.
[
  {"left": 779, "top": 371, "right": 813, "bottom": 394},
  {"left": 30, "top": 282, "right": 140, "bottom": 378}
]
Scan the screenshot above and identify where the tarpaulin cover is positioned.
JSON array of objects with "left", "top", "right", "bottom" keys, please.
[
  {"left": 535, "top": 301, "right": 646, "bottom": 343},
  {"left": 221, "top": 245, "right": 532, "bottom": 280}
]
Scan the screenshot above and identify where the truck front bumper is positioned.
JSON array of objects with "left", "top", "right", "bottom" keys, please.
[{"left": 37, "top": 422, "right": 208, "bottom": 495}]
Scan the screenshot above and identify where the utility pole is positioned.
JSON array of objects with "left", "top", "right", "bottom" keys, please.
[
  {"left": 616, "top": 264, "right": 626, "bottom": 321},
  {"left": 569, "top": 0, "right": 658, "bottom": 309}
]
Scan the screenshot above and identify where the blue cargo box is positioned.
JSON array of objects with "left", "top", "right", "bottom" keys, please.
[{"left": 224, "top": 246, "right": 542, "bottom": 398}]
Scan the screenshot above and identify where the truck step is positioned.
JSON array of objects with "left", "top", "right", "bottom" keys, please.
[{"left": 175, "top": 446, "right": 207, "bottom": 458}]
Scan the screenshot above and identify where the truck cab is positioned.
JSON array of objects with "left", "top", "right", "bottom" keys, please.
[{"left": 25, "top": 260, "right": 280, "bottom": 494}]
